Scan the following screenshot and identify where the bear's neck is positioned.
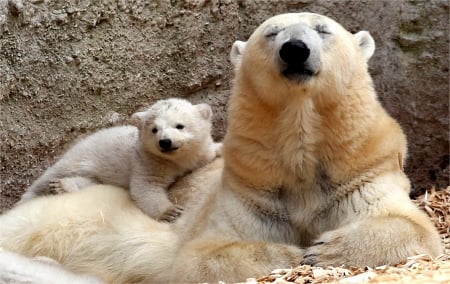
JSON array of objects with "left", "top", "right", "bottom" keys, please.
[{"left": 223, "top": 74, "right": 381, "bottom": 192}]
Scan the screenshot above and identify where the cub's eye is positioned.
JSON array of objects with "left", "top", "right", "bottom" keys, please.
[
  {"left": 176, "top": 124, "right": 184, "bottom": 130},
  {"left": 152, "top": 127, "right": 158, "bottom": 134},
  {"left": 315, "top": 25, "right": 330, "bottom": 35}
]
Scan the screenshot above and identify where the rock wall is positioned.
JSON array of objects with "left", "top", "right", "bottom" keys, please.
[{"left": 1, "top": 0, "right": 448, "bottom": 211}]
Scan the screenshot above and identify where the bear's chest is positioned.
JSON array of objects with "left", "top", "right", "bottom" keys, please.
[
  {"left": 275, "top": 103, "right": 324, "bottom": 183},
  {"left": 282, "top": 171, "right": 343, "bottom": 237}
]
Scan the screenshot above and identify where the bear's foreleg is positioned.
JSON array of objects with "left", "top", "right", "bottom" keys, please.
[{"left": 302, "top": 213, "right": 443, "bottom": 267}]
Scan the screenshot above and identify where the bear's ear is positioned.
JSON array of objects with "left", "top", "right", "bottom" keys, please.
[
  {"left": 230, "top": 40, "right": 247, "bottom": 67},
  {"left": 130, "top": 111, "right": 146, "bottom": 128},
  {"left": 196, "top": 103, "right": 213, "bottom": 120},
  {"left": 355, "top": 31, "right": 375, "bottom": 60}
]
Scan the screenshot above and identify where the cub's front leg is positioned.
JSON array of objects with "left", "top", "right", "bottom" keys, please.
[
  {"left": 213, "top": 142, "right": 223, "bottom": 157},
  {"left": 129, "top": 175, "right": 183, "bottom": 223},
  {"left": 302, "top": 213, "right": 443, "bottom": 267}
]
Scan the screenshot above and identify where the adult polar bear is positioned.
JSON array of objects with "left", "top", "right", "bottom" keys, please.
[{"left": 0, "top": 12, "right": 442, "bottom": 283}]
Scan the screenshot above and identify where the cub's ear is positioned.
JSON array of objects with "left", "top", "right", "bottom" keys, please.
[
  {"left": 355, "top": 31, "right": 375, "bottom": 60},
  {"left": 130, "top": 111, "right": 146, "bottom": 128},
  {"left": 196, "top": 103, "right": 213, "bottom": 120},
  {"left": 230, "top": 40, "right": 247, "bottom": 67}
]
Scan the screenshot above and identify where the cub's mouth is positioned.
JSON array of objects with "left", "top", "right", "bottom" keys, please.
[
  {"left": 158, "top": 139, "right": 180, "bottom": 153},
  {"left": 160, "top": 147, "right": 179, "bottom": 153}
]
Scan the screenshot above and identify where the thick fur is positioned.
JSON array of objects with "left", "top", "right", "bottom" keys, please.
[
  {"left": 0, "top": 12, "right": 442, "bottom": 283},
  {"left": 223, "top": 12, "right": 442, "bottom": 266},
  {"left": 1, "top": 185, "right": 178, "bottom": 283},
  {"left": 20, "top": 98, "right": 222, "bottom": 221},
  {"left": 0, "top": 249, "right": 104, "bottom": 284}
]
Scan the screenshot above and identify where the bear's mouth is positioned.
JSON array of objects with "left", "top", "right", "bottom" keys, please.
[{"left": 282, "top": 65, "right": 317, "bottom": 82}]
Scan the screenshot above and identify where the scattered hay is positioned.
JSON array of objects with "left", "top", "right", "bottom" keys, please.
[
  {"left": 414, "top": 186, "right": 450, "bottom": 254},
  {"left": 240, "top": 187, "right": 450, "bottom": 284},
  {"left": 243, "top": 254, "right": 450, "bottom": 284}
]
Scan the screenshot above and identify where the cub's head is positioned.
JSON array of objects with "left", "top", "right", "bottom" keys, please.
[
  {"left": 131, "top": 98, "right": 213, "bottom": 160},
  {"left": 230, "top": 12, "right": 375, "bottom": 100}
]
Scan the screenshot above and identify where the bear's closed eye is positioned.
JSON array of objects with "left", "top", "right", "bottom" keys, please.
[
  {"left": 315, "top": 24, "right": 330, "bottom": 35},
  {"left": 264, "top": 25, "right": 282, "bottom": 38}
]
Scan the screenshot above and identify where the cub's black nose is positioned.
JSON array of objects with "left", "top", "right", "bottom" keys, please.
[
  {"left": 159, "top": 139, "right": 172, "bottom": 150},
  {"left": 279, "top": 40, "right": 310, "bottom": 66}
]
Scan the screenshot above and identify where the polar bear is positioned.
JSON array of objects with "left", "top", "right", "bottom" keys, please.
[
  {"left": 0, "top": 12, "right": 443, "bottom": 283},
  {"left": 19, "top": 98, "right": 222, "bottom": 222},
  {"left": 220, "top": 12, "right": 442, "bottom": 267}
]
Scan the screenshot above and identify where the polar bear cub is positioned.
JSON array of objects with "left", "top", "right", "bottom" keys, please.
[{"left": 20, "top": 98, "right": 222, "bottom": 222}]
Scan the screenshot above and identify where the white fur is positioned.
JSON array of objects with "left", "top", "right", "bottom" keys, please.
[
  {"left": 20, "top": 98, "right": 222, "bottom": 222},
  {"left": 0, "top": 249, "right": 104, "bottom": 284},
  {"left": 230, "top": 40, "right": 246, "bottom": 67},
  {"left": 0, "top": 12, "right": 442, "bottom": 283},
  {"left": 1, "top": 185, "right": 179, "bottom": 283},
  {"left": 355, "top": 31, "right": 375, "bottom": 60}
]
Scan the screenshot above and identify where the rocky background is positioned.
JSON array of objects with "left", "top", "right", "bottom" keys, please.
[{"left": 0, "top": 0, "right": 448, "bottom": 212}]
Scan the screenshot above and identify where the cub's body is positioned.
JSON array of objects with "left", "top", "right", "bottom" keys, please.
[{"left": 20, "top": 98, "right": 222, "bottom": 221}]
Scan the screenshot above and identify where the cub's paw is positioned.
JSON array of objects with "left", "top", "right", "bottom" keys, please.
[
  {"left": 49, "top": 178, "right": 67, "bottom": 195},
  {"left": 50, "top": 177, "right": 96, "bottom": 194},
  {"left": 159, "top": 205, "right": 184, "bottom": 223},
  {"left": 214, "top": 142, "right": 223, "bottom": 157}
]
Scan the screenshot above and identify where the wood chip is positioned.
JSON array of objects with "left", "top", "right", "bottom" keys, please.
[{"left": 236, "top": 187, "right": 450, "bottom": 284}]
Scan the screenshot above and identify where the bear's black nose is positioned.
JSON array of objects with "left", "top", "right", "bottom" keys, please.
[
  {"left": 279, "top": 40, "right": 310, "bottom": 66},
  {"left": 159, "top": 139, "right": 172, "bottom": 150}
]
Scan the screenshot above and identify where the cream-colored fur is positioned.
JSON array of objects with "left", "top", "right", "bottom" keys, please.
[
  {"left": 1, "top": 159, "right": 244, "bottom": 283},
  {"left": 1, "top": 185, "right": 178, "bottom": 283},
  {"left": 0, "top": 12, "right": 442, "bottom": 283},
  {"left": 223, "top": 12, "right": 442, "bottom": 267},
  {"left": 0, "top": 249, "right": 104, "bottom": 284},
  {"left": 20, "top": 98, "right": 222, "bottom": 222}
]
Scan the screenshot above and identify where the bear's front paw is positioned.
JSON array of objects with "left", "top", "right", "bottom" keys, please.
[
  {"left": 301, "top": 231, "right": 354, "bottom": 267},
  {"left": 158, "top": 205, "right": 184, "bottom": 223}
]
